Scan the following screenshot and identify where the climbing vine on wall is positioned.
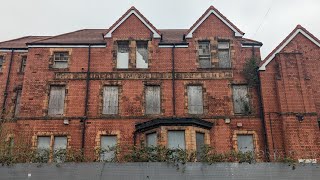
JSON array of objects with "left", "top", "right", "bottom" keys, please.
[{"left": 242, "top": 56, "right": 260, "bottom": 87}]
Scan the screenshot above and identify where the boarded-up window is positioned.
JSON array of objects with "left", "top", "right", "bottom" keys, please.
[
  {"left": 48, "top": 86, "right": 66, "bottom": 116},
  {"left": 53, "top": 52, "right": 69, "bottom": 68},
  {"left": 136, "top": 41, "right": 148, "bottom": 68},
  {"left": 53, "top": 136, "right": 67, "bottom": 162},
  {"left": 196, "top": 132, "right": 205, "bottom": 152},
  {"left": 37, "top": 136, "right": 51, "bottom": 161},
  {"left": 232, "top": 85, "right": 249, "bottom": 114},
  {"left": 168, "top": 131, "right": 185, "bottom": 149},
  {"left": 14, "top": 89, "right": 22, "bottom": 117},
  {"left": 198, "top": 41, "right": 211, "bottom": 68},
  {"left": 146, "top": 132, "right": 157, "bottom": 147},
  {"left": 103, "top": 86, "right": 119, "bottom": 115},
  {"left": 20, "top": 56, "right": 27, "bottom": 72},
  {"left": 218, "top": 42, "right": 231, "bottom": 68},
  {"left": 117, "top": 41, "right": 129, "bottom": 69},
  {"left": 0, "top": 56, "right": 4, "bottom": 72},
  {"left": 188, "top": 86, "right": 203, "bottom": 114},
  {"left": 145, "top": 86, "right": 161, "bottom": 114},
  {"left": 237, "top": 135, "right": 254, "bottom": 153},
  {"left": 100, "top": 135, "right": 117, "bottom": 161}
]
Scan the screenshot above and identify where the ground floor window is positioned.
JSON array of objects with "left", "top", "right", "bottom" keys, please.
[
  {"left": 237, "top": 135, "right": 254, "bottom": 153},
  {"left": 167, "top": 131, "right": 185, "bottom": 150},
  {"left": 37, "top": 136, "right": 67, "bottom": 162},
  {"left": 100, "top": 135, "right": 117, "bottom": 161}
]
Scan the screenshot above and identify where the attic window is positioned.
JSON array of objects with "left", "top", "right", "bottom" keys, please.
[
  {"left": 53, "top": 52, "right": 69, "bottom": 68},
  {"left": 0, "top": 55, "right": 4, "bottom": 72},
  {"left": 218, "top": 41, "right": 231, "bottom": 68},
  {"left": 136, "top": 41, "right": 148, "bottom": 68},
  {"left": 198, "top": 41, "right": 211, "bottom": 68},
  {"left": 117, "top": 41, "right": 129, "bottom": 69}
]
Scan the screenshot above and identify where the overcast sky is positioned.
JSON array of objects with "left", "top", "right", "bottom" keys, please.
[{"left": 1, "top": 0, "right": 319, "bottom": 59}]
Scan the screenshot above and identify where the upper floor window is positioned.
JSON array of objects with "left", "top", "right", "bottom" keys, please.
[
  {"left": 232, "top": 85, "right": 250, "bottom": 115},
  {"left": 0, "top": 55, "right": 4, "bottom": 72},
  {"left": 20, "top": 56, "right": 27, "bottom": 72},
  {"left": 145, "top": 85, "right": 161, "bottom": 114},
  {"left": 136, "top": 41, "right": 148, "bottom": 68},
  {"left": 53, "top": 52, "right": 69, "bottom": 68},
  {"left": 117, "top": 41, "right": 129, "bottom": 69},
  {"left": 48, "top": 85, "right": 66, "bottom": 116},
  {"left": 218, "top": 41, "right": 231, "bottom": 68},
  {"left": 14, "top": 89, "right": 22, "bottom": 117},
  {"left": 198, "top": 41, "right": 211, "bottom": 68},
  {"left": 187, "top": 86, "right": 203, "bottom": 114},
  {"left": 102, "top": 86, "right": 119, "bottom": 115}
]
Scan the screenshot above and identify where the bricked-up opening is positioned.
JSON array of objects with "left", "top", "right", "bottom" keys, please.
[
  {"left": 187, "top": 86, "right": 204, "bottom": 114},
  {"left": 20, "top": 56, "right": 27, "bottom": 73},
  {"left": 0, "top": 55, "right": 4, "bottom": 72},
  {"left": 100, "top": 135, "right": 117, "bottom": 161},
  {"left": 198, "top": 41, "right": 211, "bottom": 68},
  {"left": 48, "top": 86, "right": 66, "bottom": 116},
  {"left": 136, "top": 41, "right": 148, "bottom": 68},
  {"left": 218, "top": 41, "right": 231, "bottom": 68},
  {"left": 232, "top": 85, "right": 250, "bottom": 115},
  {"left": 53, "top": 52, "right": 69, "bottom": 69},
  {"left": 145, "top": 85, "right": 161, "bottom": 114},
  {"left": 102, "top": 86, "right": 119, "bottom": 115},
  {"left": 117, "top": 41, "right": 129, "bottom": 69}
]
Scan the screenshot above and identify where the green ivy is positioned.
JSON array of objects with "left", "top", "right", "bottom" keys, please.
[{"left": 243, "top": 56, "right": 260, "bottom": 87}]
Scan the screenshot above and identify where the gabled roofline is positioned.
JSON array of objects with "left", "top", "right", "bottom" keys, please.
[
  {"left": 259, "top": 25, "right": 320, "bottom": 71},
  {"left": 186, "top": 6, "right": 244, "bottom": 38},
  {"left": 104, "top": 6, "right": 161, "bottom": 38}
]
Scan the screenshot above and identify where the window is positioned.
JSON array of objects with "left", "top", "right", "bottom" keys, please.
[
  {"left": 168, "top": 131, "right": 185, "bottom": 149},
  {"left": 14, "top": 89, "right": 22, "bottom": 117},
  {"left": 136, "top": 41, "right": 148, "bottom": 68},
  {"left": 146, "top": 132, "right": 157, "bottom": 147},
  {"left": 102, "top": 86, "right": 119, "bottom": 115},
  {"left": 20, "top": 56, "right": 27, "bottom": 72},
  {"left": 198, "top": 41, "right": 211, "bottom": 68},
  {"left": 145, "top": 86, "right": 161, "bottom": 114},
  {"left": 196, "top": 132, "right": 205, "bottom": 158},
  {"left": 0, "top": 55, "right": 4, "bottom": 72},
  {"left": 100, "top": 135, "right": 117, "bottom": 161},
  {"left": 117, "top": 41, "right": 129, "bottom": 69},
  {"left": 48, "top": 86, "right": 66, "bottom": 116},
  {"left": 218, "top": 41, "right": 231, "bottom": 68},
  {"left": 237, "top": 135, "right": 254, "bottom": 153},
  {"left": 37, "top": 136, "right": 67, "bottom": 162},
  {"left": 53, "top": 52, "right": 69, "bottom": 68},
  {"left": 232, "top": 85, "right": 250, "bottom": 114},
  {"left": 187, "top": 86, "right": 203, "bottom": 114}
]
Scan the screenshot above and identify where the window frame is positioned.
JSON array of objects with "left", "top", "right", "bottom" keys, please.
[
  {"left": 198, "top": 41, "right": 211, "bottom": 68},
  {"left": 99, "top": 135, "right": 117, "bottom": 161},
  {"left": 217, "top": 41, "right": 231, "bottom": 68},
  {"left": 167, "top": 130, "right": 186, "bottom": 150},
  {"left": 145, "top": 85, "right": 161, "bottom": 115},
  {"left": 36, "top": 135, "right": 68, "bottom": 163},
  {"left": 146, "top": 132, "right": 157, "bottom": 147},
  {"left": 0, "top": 55, "right": 4, "bottom": 72},
  {"left": 116, "top": 41, "right": 130, "bottom": 69},
  {"left": 232, "top": 85, "right": 250, "bottom": 115},
  {"left": 48, "top": 85, "right": 66, "bottom": 116},
  {"left": 136, "top": 41, "right": 149, "bottom": 69},
  {"left": 53, "top": 52, "right": 69, "bottom": 69},
  {"left": 19, "top": 55, "right": 27, "bottom": 73},
  {"left": 187, "top": 85, "right": 204, "bottom": 115},
  {"left": 13, "top": 89, "right": 22, "bottom": 117},
  {"left": 102, "top": 86, "right": 119, "bottom": 115}
]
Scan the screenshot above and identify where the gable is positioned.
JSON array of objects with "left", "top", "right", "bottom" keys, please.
[
  {"left": 259, "top": 26, "right": 320, "bottom": 71},
  {"left": 105, "top": 8, "right": 161, "bottom": 38}
]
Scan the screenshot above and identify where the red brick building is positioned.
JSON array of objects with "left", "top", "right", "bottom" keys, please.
[{"left": 0, "top": 6, "right": 319, "bottom": 162}]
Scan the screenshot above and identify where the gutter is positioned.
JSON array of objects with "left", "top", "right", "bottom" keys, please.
[{"left": 1, "top": 49, "right": 14, "bottom": 121}]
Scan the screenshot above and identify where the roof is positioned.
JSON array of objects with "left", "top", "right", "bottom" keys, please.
[
  {"left": 104, "top": 6, "right": 161, "bottom": 38},
  {"left": 29, "top": 29, "right": 106, "bottom": 45},
  {"left": 240, "top": 37, "right": 263, "bottom": 46},
  {"left": 186, "top": 6, "right": 244, "bottom": 38},
  {"left": 259, "top": 25, "right": 320, "bottom": 71},
  {"left": 0, "top": 36, "right": 51, "bottom": 49},
  {"left": 135, "top": 118, "right": 213, "bottom": 133}
]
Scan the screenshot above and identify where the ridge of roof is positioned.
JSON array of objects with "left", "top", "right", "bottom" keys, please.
[
  {"left": 259, "top": 25, "right": 320, "bottom": 71},
  {"left": 186, "top": 6, "right": 244, "bottom": 38},
  {"left": 104, "top": 6, "right": 161, "bottom": 38}
]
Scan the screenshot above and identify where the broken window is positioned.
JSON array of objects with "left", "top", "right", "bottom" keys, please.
[
  {"left": 146, "top": 132, "right": 157, "bottom": 147},
  {"left": 232, "top": 85, "right": 250, "bottom": 114},
  {"left": 53, "top": 52, "right": 69, "bottom": 68},
  {"left": 48, "top": 86, "right": 66, "bottom": 116},
  {"left": 198, "top": 41, "right": 211, "bottom": 68},
  {"left": 196, "top": 132, "right": 205, "bottom": 159},
  {"left": 218, "top": 41, "right": 231, "bottom": 68},
  {"left": 102, "top": 86, "right": 119, "bottom": 115},
  {"left": 168, "top": 131, "right": 185, "bottom": 150},
  {"left": 136, "top": 41, "right": 148, "bottom": 68},
  {"left": 100, "top": 135, "right": 117, "bottom": 161},
  {"left": 53, "top": 136, "right": 67, "bottom": 163},
  {"left": 14, "top": 89, "right": 22, "bottom": 117},
  {"left": 187, "top": 86, "right": 203, "bottom": 114},
  {"left": 237, "top": 135, "right": 254, "bottom": 153},
  {"left": 20, "top": 56, "right": 27, "bottom": 72},
  {"left": 0, "top": 55, "right": 4, "bottom": 72},
  {"left": 117, "top": 41, "right": 129, "bottom": 69},
  {"left": 145, "top": 86, "right": 161, "bottom": 114}
]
